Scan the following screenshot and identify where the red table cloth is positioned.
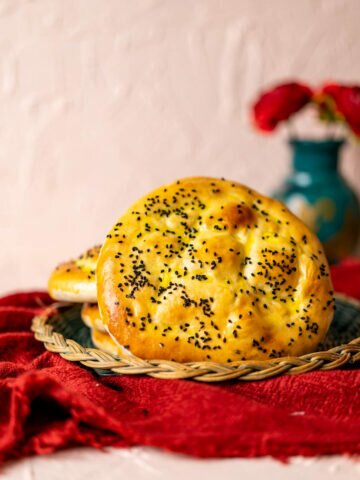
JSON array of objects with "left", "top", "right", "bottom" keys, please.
[{"left": 1, "top": 260, "right": 360, "bottom": 463}]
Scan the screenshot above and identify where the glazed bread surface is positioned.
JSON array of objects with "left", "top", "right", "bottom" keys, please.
[
  {"left": 91, "top": 329, "right": 125, "bottom": 357},
  {"left": 97, "top": 177, "right": 334, "bottom": 363},
  {"left": 81, "top": 303, "right": 107, "bottom": 332},
  {"left": 48, "top": 245, "right": 100, "bottom": 303}
]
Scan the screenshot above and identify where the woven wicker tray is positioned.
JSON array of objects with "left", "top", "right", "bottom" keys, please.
[{"left": 31, "top": 294, "right": 360, "bottom": 382}]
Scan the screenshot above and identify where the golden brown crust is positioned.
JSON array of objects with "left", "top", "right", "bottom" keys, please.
[
  {"left": 97, "top": 177, "right": 334, "bottom": 363},
  {"left": 91, "top": 329, "right": 124, "bottom": 357},
  {"left": 48, "top": 246, "right": 100, "bottom": 303},
  {"left": 81, "top": 303, "right": 107, "bottom": 332}
]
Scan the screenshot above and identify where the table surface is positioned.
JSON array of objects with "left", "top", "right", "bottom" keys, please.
[{"left": 2, "top": 447, "right": 360, "bottom": 479}]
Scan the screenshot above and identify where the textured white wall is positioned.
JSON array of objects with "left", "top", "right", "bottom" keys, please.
[{"left": 1, "top": 0, "right": 360, "bottom": 293}]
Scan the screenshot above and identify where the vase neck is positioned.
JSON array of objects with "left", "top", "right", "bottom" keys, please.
[{"left": 290, "top": 139, "right": 344, "bottom": 173}]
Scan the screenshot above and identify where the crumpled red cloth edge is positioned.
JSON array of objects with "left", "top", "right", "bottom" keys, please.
[{"left": 0, "top": 260, "right": 360, "bottom": 463}]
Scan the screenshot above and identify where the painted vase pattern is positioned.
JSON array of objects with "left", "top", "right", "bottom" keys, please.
[{"left": 274, "top": 139, "right": 360, "bottom": 264}]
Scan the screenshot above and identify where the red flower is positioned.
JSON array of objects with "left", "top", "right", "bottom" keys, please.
[
  {"left": 322, "top": 83, "right": 343, "bottom": 99},
  {"left": 252, "top": 82, "right": 313, "bottom": 132},
  {"left": 321, "top": 83, "right": 360, "bottom": 137}
]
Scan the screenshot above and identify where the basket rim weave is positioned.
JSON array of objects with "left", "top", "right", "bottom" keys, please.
[{"left": 31, "top": 293, "right": 360, "bottom": 382}]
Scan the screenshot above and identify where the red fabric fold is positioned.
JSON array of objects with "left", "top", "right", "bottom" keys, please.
[{"left": 0, "top": 261, "right": 360, "bottom": 463}]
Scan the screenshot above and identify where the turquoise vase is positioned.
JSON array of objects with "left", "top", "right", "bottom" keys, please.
[{"left": 274, "top": 139, "right": 360, "bottom": 264}]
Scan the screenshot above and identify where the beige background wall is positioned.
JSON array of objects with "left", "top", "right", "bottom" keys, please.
[{"left": 1, "top": 0, "right": 360, "bottom": 293}]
